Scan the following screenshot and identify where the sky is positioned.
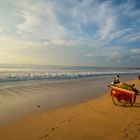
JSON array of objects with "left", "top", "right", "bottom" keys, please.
[{"left": 0, "top": 0, "right": 140, "bottom": 67}]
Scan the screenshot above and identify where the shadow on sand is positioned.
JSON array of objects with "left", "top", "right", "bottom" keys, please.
[{"left": 125, "top": 102, "right": 140, "bottom": 108}]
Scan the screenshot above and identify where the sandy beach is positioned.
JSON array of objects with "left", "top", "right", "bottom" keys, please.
[
  {"left": 0, "top": 0, "right": 140, "bottom": 139},
  {"left": 0, "top": 77, "right": 140, "bottom": 140}
]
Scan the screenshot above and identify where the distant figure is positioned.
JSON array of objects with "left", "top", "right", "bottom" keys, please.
[
  {"left": 132, "top": 84, "right": 139, "bottom": 94},
  {"left": 113, "top": 75, "right": 120, "bottom": 85},
  {"left": 138, "top": 75, "right": 140, "bottom": 80}
]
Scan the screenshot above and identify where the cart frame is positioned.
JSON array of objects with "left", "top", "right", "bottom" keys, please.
[{"left": 109, "top": 86, "right": 137, "bottom": 106}]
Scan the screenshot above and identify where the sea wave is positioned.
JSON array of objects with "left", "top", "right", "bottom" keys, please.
[{"left": 0, "top": 71, "right": 139, "bottom": 82}]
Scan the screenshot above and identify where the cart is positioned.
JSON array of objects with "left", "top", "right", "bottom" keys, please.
[{"left": 109, "top": 85, "right": 140, "bottom": 106}]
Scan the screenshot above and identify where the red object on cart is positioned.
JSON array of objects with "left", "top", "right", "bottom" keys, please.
[{"left": 109, "top": 86, "right": 136, "bottom": 106}]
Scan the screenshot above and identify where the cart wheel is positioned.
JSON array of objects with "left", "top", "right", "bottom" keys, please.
[{"left": 112, "top": 94, "right": 126, "bottom": 106}]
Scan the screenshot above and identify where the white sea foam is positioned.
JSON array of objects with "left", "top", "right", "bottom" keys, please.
[{"left": 0, "top": 70, "right": 139, "bottom": 82}]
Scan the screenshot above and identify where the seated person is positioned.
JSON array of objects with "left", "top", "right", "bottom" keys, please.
[{"left": 113, "top": 75, "right": 120, "bottom": 85}]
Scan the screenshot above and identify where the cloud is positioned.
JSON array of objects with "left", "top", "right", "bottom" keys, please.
[
  {"left": 14, "top": 0, "right": 118, "bottom": 49},
  {"left": 94, "top": 0, "right": 140, "bottom": 44},
  {"left": 85, "top": 49, "right": 121, "bottom": 59},
  {"left": 99, "top": 16, "right": 115, "bottom": 40},
  {"left": 84, "top": 45, "right": 133, "bottom": 65},
  {"left": 0, "top": 35, "right": 41, "bottom": 51},
  {"left": 62, "top": 0, "right": 117, "bottom": 40},
  {"left": 111, "top": 51, "right": 120, "bottom": 57},
  {"left": 95, "top": 1, "right": 117, "bottom": 40},
  {"left": 121, "top": 32, "right": 140, "bottom": 43},
  {"left": 17, "top": 11, "right": 41, "bottom": 31},
  {"left": 119, "top": 0, "right": 140, "bottom": 18},
  {"left": 16, "top": 1, "right": 67, "bottom": 41},
  {"left": 2, "top": 0, "right": 139, "bottom": 47},
  {"left": 131, "top": 48, "right": 140, "bottom": 53},
  {"left": 0, "top": 28, "right": 3, "bottom": 33},
  {"left": 43, "top": 39, "right": 83, "bottom": 47},
  {"left": 0, "top": 0, "right": 139, "bottom": 66}
]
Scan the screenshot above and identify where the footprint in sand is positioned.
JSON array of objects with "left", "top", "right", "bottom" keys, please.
[
  {"left": 136, "top": 123, "right": 140, "bottom": 126},
  {"left": 123, "top": 132, "right": 128, "bottom": 138},
  {"left": 41, "top": 111, "right": 82, "bottom": 139},
  {"left": 122, "top": 122, "right": 140, "bottom": 140},
  {"left": 41, "top": 119, "right": 73, "bottom": 139},
  {"left": 130, "top": 135, "right": 138, "bottom": 140},
  {"left": 44, "top": 134, "right": 49, "bottom": 138},
  {"left": 51, "top": 128, "right": 56, "bottom": 131},
  {"left": 122, "top": 128, "right": 129, "bottom": 138},
  {"left": 60, "top": 120, "right": 69, "bottom": 125}
]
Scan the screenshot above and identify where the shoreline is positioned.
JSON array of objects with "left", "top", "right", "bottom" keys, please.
[
  {"left": 0, "top": 73, "right": 138, "bottom": 89},
  {"left": 0, "top": 79, "right": 139, "bottom": 140}
]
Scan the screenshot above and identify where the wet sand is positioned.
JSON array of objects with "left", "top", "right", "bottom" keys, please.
[{"left": 0, "top": 76, "right": 111, "bottom": 126}]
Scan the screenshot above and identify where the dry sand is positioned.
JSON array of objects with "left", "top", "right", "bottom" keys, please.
[{"left": 0, "top": 79, "right": 140, "bottom": 140}]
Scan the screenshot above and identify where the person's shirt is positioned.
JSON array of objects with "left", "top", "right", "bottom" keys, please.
[{"left": 113, "top": 76, "right": 120, "bottom": 84}]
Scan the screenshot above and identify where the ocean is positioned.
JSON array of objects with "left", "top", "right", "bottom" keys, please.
[{"left": 0, "top": 64, "right": 139, "bottom": 88}]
